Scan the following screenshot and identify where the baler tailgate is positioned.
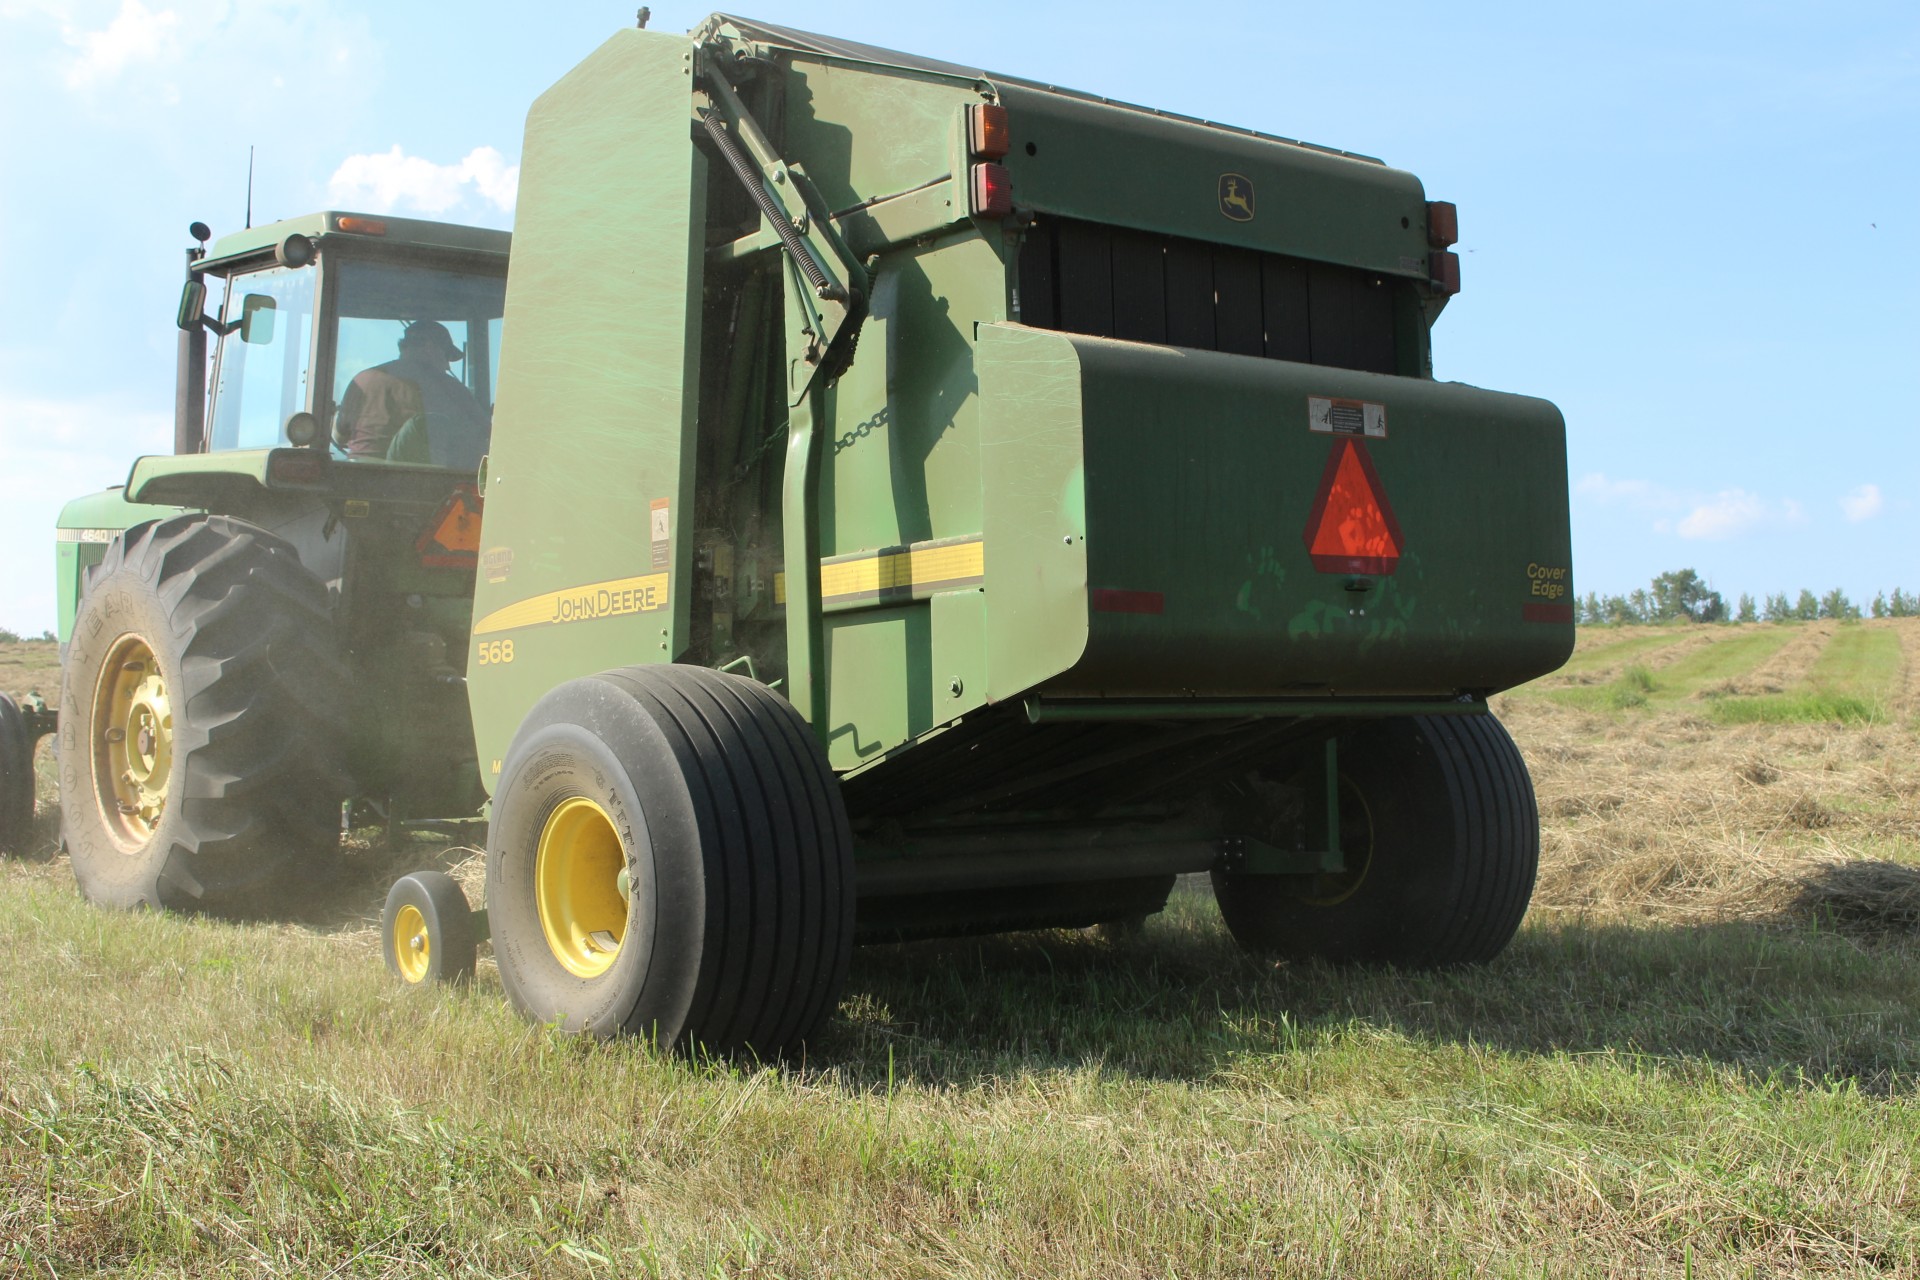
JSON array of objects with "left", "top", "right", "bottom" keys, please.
[{"left": 977, "top": 323, "right": 1572, "bottom": 703}]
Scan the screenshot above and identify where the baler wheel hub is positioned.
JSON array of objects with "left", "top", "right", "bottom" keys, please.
[{"left": 534, "top": 797, "right": 629, "bottom": 980}]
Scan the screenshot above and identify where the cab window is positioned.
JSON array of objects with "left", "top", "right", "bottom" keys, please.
[
  {"left": 329, "top": 260, "right": 506, "bottom": 469},
  {"left": 207, "top": 264, "right": 316, "bottom": 451}
]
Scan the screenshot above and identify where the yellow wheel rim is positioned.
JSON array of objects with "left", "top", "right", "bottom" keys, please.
[
  {"left": 535, "top": 797, "right": 629, "bottom": 979},
  {"left": 89, "top": 633, "right": 173, "bottom": 849},
  {"left": 392, "top": 903, "right": 431, "bottom": 983}
]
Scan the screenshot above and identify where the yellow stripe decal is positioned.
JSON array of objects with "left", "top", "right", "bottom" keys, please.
[
  {"left": 774, "top": 536, "right": 985, "bottom": 609},
  {"left": 474, "top": 572, "right": 670, "bottom": 636},
  {"left": 821, "top": 539, "right": 984, "bottom": 602}
]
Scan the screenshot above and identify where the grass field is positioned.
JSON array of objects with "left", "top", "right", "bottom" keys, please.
[{"left": 4, "top": 624, "right": 1919, "bottom": 1277}]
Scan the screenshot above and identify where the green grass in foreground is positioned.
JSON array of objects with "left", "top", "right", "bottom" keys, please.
[{"left": 3, "top": 864, "right": 1918, "bottom": 1277}]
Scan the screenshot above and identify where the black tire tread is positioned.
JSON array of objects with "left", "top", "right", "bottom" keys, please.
[
  {"left": 0, "top": 694, "right": 34, "bottom": 855},
  {"left": 1420, "top": 714, "right": 1539, "bottom": 965},
  {"left": 1212, "top": 712, "right": 1537, "bottom": 968},
  {"left": 591, "top": 666, "right": 851, "bottom": 1054},
  {"left": 62, "top": 514, "right": 347, "bottom": 907}
]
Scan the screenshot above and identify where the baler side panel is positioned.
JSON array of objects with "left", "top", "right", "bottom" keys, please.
[
  {"left": 782, "top": 59, "right": 965, "bottom": 223},
  {"left": 813, "top": 232, "right": 1006, "bottom": 771},
  {"left": 977, "top": 325, "right": 1089, "bottom": 704},
  {"left": 467, "top": 29, "right": 707, "bottom": 784}
]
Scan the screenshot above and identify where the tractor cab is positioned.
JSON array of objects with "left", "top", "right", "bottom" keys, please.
[{"left": 179, "top": 212, "right": 509, "bottom": 465}]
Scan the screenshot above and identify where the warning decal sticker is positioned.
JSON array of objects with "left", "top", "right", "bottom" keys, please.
[
  {"left": 1308, "top": 396, "right": 1387, "bottom": 439},
  {"left": 649, "top": 498, "right": 671, "bottom": 570}
]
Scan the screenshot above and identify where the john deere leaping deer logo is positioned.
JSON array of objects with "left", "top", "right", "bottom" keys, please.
[{"left": 1219, "top": 173, "right": 1255, "bottom": 222}]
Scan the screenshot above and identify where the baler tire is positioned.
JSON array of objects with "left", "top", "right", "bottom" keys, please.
[
  {"left": 486, "top": 664, "right": 853, "bottom": 1056},
  {"left": 58, "top": 515, "right": 348, "bottom": 911},
  {"left": 1212, "top": 714, "right": 1538, "bottom": 967},
  {"left": 383, "top": 871, "right": 477, "bottom": 986},
  {"left": 0, "top": 693, "right": 35, "bottom": 855}
]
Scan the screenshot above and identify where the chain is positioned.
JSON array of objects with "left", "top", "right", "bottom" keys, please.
[{"left": 730, "top": 419, "right": 790, "bottom": 485}]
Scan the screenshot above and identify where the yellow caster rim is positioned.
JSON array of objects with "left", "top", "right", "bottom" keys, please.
[
  {"left": 90, "top": 633, "right": 173, "bottom": 849},
  {"left": 535, "top": 797, "right": 629, "bottom": 979},
  {"left": 392, "top": 903, "right": 432, "bottom": 983}
]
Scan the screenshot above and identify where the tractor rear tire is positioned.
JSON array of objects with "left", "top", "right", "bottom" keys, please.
[
  {"left": 0, "top": 693, "right": 35, "bottom": 855},
  {"left": 487, "top": 664, "right": 853, "bottom": 1055},
  {"left": 1212, "top": 714, "right": 1538, "bottom": 966},
  {"left": 59, "top": 515, "right": 347, "bottom": 911}
]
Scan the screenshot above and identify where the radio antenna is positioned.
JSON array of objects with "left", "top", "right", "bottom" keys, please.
[{"left": 245, "top": 146, "right": 255, "bottom": 229}]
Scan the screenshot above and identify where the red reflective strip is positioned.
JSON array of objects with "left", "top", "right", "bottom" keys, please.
[
  {"left": 1523, "top": 603, "right": 1574, "bottom": 624},
  {"left": 1091, "top": 588, "right": 1164, "bottom": 615}
]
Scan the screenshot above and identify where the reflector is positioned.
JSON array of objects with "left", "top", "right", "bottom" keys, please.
[
  {"left": 967, "top": 103, "right": 1010, "bottom": 159},
  {"left": 969, "top": 163, "right": 1012, "bottom": 217},
  {"left": 417, "top": 484, "right": 484, "bottom": 568},
  {"left": 1303, "top": 438, "right": 1402, "bottom": 574}
]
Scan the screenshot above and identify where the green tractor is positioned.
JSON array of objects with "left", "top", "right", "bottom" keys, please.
[{"left": 47, "top": 16, "right": 1572, "bottom": 1054}]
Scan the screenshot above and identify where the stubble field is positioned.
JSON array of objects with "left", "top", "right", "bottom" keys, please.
[{"left": 3, "top": 621, "right": 1918, "bottom": 1277}]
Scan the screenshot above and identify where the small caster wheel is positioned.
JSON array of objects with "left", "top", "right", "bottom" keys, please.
[{"left": 383, "top": 871, "right": 477, "bottom": 986}]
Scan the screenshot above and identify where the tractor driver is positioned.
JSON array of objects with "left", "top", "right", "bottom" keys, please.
[{"left": 332, "top": 320, "right": 491, "bottom": 471}]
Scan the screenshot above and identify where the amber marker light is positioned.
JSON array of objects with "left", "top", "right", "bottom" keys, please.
[
  {"left": 1426, "top": 200, "right": 1458, "bottom": 248},
  {"left": 335, "top": 216, "right": 389, "bottom": 235},
  {"left": 969, "top": 163, "right": 1012, "bottom": 217},
  {"left": 967, "top": 103, "right": 1010, "bottom": 159}
]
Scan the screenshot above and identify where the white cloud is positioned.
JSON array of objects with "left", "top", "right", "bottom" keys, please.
[
  {"left": 327, "top": 146, "right": 520, "bottom": 216},
  {"left": 61, "top": 0, "right": 178, "bottom": 90},
  {"left": 1840, "top": 483, "right": 1882, "bottom": 523},
  {"left": 1578, "top": 471, "right": 1805, "bottom": 540},
  {"left": 1676, "top": 489, "right": 1769, "bottom": 539}
]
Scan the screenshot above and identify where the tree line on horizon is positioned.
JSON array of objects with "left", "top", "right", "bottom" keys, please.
[{"left": 1577, "top": 569, "right": 1920, "bottom": 626}]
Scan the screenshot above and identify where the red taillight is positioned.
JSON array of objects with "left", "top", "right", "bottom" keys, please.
[
  {"left": 1429, "top": 250, "right": 1461, "bottom": 296},
  {"left": 1425, "top": 200, "right": 1458, "bottom": 248},
  {"left": 969, "top": 163, "right": 1012, "bottom": 218},
  {"left": 967, "top": 103, "right": 1010, "bottom": 159},
  {"left": 266, "top": 448, "right": 327, "bottom": 487}
]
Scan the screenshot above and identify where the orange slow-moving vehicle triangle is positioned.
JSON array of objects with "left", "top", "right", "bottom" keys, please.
[
  {"left": 417, "top": 483, "right": 484, "bottom": 568},
  {"left": 1303, "top": 438, "right": 1402, "bottom": 574}
]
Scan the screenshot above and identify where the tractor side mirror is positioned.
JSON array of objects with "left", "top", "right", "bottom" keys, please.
[
  {"left": 176, "top": 279, "right": 208, "bottom": 332},
  {"left": 239, "top": 294, "right": 277, "bottom": 345}
]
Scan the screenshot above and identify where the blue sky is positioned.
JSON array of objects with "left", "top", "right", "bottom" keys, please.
[{"left": 0, "top": 0, "right": 1914, "bottom": 632}]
